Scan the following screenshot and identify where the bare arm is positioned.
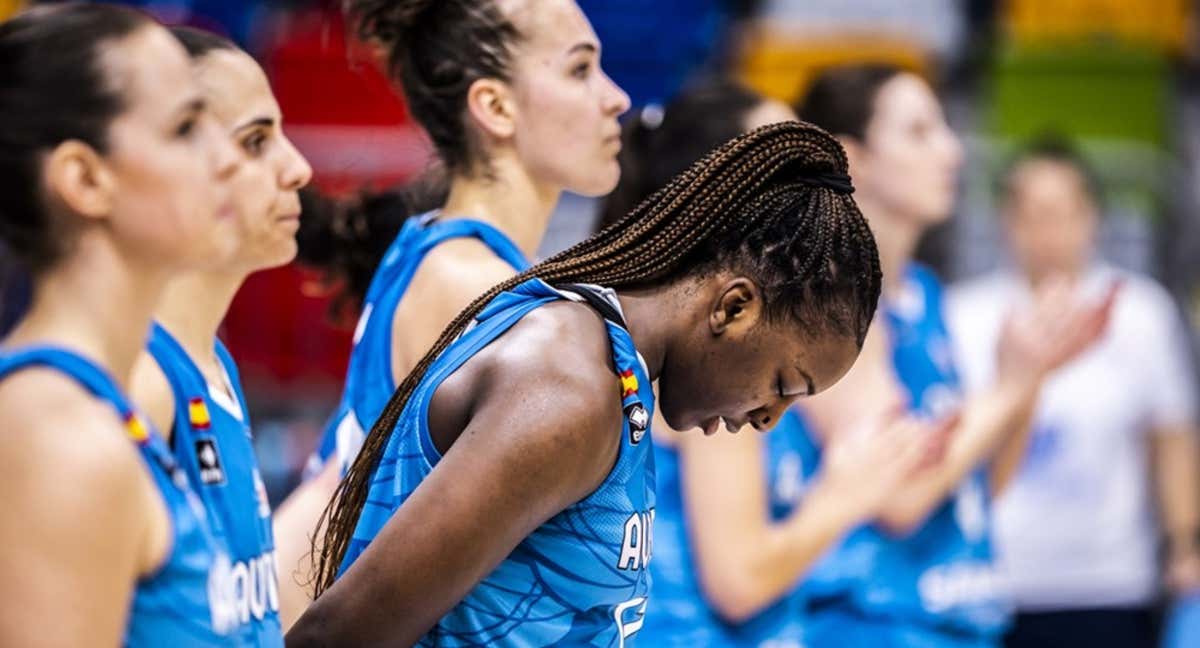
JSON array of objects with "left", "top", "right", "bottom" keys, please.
[
  {"left": 0, "top": 374, "right": 166, "bottom": 646},
  {"left": 274, "top": 456, "right": 339, "bottom": 631},
  {"left": 1154, "top": 425, "right": 1200, "bottom": 594},
  {"left": 677, "top": 410, "right": 946, "bottom": 622},
  {"left": 287, "top": 321, "right": 623, "bottom": 646},
  {"left": 877, "top": 281, "right": 1116, "bottom": 534},
  {"left": 808, "top": 279, "right": 1116, "bottom": 536}
]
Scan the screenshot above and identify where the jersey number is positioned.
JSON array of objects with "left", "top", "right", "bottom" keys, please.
[{"left": 613, "top": 597, "right": 646, "bottom": 647}]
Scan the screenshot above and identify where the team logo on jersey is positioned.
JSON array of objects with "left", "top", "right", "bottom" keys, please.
[
  {"left": 188, "top": 397, "right": 212, "bottom": 430},
  {"left": 195, "top": 438, "right": 226, "bottom": 485},
  {"left": 624, "top": 403, "right": 649, "bottom": 444},
  {"left": 619, "top": 369, "right": 639, "bottom": 398}
]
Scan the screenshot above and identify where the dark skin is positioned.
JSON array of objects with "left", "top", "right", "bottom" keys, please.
[{"left": 286, "top": 273, "right": 858, "bottom": 646}]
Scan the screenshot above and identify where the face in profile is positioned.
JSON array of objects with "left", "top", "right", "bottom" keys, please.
[
  {"left": 193, "top": 47, "right": 313, "bottom": 273},
  {"left": 656, "top": 276, "right": 862, "bottom": 434},
  {"left": 851, "top": 73, "right": 963, "bottom": 226},
  {"left": 1003, "top": 157, "right": 1098, "bottom": 280},
  {"left": 503, "top": 0, "right": 630, "bottom": 196},
  {"left": 99, "top": 25, "right": 241, "bottom": 271}
]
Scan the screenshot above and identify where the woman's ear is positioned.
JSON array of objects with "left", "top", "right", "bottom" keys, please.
[
  {"left": 465, "top": 77, "right": 517, "bottom": 141},
  {"left": 43, "top": 140, "right": 117, "bottom": 221},
  {"left": 709, "top": 277, "right": 764, "bottom": 337}
]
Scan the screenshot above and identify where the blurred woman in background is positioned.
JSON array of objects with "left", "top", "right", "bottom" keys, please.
[
  {"left": 789, "top": 63, "right": 1116, "bottom": 648},
  {"left": 947, "top": 136, "right": 1200, "bottom": 648}
]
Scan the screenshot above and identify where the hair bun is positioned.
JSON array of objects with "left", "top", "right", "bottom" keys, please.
[{"left": 345, "top": 0, "right": 438, "bottom": 47}]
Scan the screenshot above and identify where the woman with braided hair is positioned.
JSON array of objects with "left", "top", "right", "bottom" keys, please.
[
  {"left": 272, "top": 0, "right": 630, "bottom": 625},
  {"left": 286, "top": 121, "right": 882, "bottom": 646}
]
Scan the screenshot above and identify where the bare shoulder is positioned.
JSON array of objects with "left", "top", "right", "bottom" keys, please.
[
  {"left": 129, "top": 351, "right": 177, "bottom": 442},
  {"left": 488, "top": 298, "right": 621, "bottom": 396},
  {"left": 412, "top": 237, "right": 520, "bottom": 310},
  {"left": 392, "top": 238, "right": 523, "bottom": 372},
  {"left": 0, "top": 368, "right": 151, "bottom": 513},
  {"left": 473, "top": 300, "right": 625, "bottom": 489}
]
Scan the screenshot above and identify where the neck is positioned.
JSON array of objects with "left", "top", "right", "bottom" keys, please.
[
  {"left": 857, "top": 193, "right": 923, "bottom": 298},
  {"left": 4, "top": 232, "right": 170, "bottom": 389},
  {"left": 440, "top": 154, "right": 560, "bottom": 259},
  {"left": 614, "top": 284, "right": 687, "bottom": 383},
  {"left": 154, "top": 269, "right": 246, "bottom": 371}
]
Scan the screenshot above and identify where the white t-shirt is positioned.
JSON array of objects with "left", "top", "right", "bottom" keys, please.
[{"left": 946, "top": 264, "right": 1198, "bottom": 610}]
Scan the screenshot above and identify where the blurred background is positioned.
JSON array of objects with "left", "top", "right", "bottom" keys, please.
[{"left": 4, "top": 0, "right": 1198, "bottom": 511}]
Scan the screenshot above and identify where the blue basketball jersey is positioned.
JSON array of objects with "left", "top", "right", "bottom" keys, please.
[
  {"left": 306, "top": 213, "right": 530, "bottom": 478},
  {"left": 146, "top": 323, "right": 281, "bottom": 646},
  {"left": 339, "top": 278, "right": 657, "bottom": 647},
  {"left": 639, "top": 408, "right": 815, "bottom": 647},
  {"left": 0, "top": 346, "right": 238, "bottom": 646},
  {"left": 790, "top": 265, "right": 1010, "bottom": 648}
]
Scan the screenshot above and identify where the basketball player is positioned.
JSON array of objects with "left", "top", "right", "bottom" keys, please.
[
  {"left": 128, "top": 26, "right": 312, "bottom": 647},
  {"left": 284, "top": 120, "right": 882, "bottom": 646},
  {"left": 0, "top": 4, "right": 244, "bottom": 644}
]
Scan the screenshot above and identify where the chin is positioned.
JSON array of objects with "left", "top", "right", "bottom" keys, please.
[
  {"left": 655, "top": 398, "right": 686, "bottom": 433},
  {"left": 570, "top": 163, "right": 621, "bottom": 197}
]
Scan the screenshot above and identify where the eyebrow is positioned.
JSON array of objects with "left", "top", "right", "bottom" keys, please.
[
  {"left": 234, "top": 116, "right": 275, "bottom": 132},
  {"left": 567, "top": 42, "right": 598, "bottom": 56},
  {"left": 175, "top": 97, "right": 205, "bottom": 119}
]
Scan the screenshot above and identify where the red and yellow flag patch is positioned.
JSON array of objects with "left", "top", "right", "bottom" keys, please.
[
  {"left": 188, "top": 397, "right": 211, "bottom": 430},
  {"left": 620, "top": 369, "right": 639, "bottom": 398}
]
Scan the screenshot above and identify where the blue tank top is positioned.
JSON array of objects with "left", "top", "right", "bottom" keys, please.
[
  {"left": 640, "top": 408, "right": 815, "bottom": 647},
  {"left": 339, "top": 278, "right": 657, "bottom": 647},
  {"left": 146, "top": 323, "right": 281, "bottom": 646},
  {"left": 790, "top": 265, "right": 1010, "bottom": 647},
  {"left": 0, "top": 346, "right": 238, "bottom": 646},
  {"left": 306, "top": 213, "right": 530, "bottom": 478}
]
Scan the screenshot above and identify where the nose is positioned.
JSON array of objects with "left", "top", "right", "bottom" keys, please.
[
  {"left": 748, "top": 399, "right": 793, "bottom": 432},
  {"left": 601, "top": 68, "right": 631, "bottom": 117},
  {"left": 278, "top": 133, "right": 313, "bottom": 191},
  {"left": 941, "top": 124, "right": 964, "bottom": 171}
]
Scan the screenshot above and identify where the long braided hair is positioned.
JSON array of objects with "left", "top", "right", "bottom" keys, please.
[{"left": 311, "top": 120, "right": 883, "bottom": 594}]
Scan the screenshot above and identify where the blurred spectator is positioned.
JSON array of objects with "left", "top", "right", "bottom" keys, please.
[{"left": 947, "top": 135, "right": 1200, "bottom": 648}]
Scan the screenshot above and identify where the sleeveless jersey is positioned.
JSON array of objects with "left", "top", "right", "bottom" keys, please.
[
  {"left": 306, "top": 213, "right": 530, "bottom": 478},
  {"left": 639, "top": 408, "right": 814, "bottom": 647},
  {"left": 792, "top": 264, "right": 1010, "bottom": 648},
  {"left": 147, "top": 323, "right": 281, "bottom": 646},
  {"left": 0, "top": 346, "right": 238, "bottom": 646},
  {"left": 339, "top": 278, "right": 657, "bottom": 647}
]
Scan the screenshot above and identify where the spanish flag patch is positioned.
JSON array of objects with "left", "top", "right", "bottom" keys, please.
[
  {"left": 125, "top": 412, "right": 150, "bottom": 444},
  {"left": 188, "top": 397, "right": 212, "bottom": 430},
  {"left": 620, "top": 369, "right": 638, "bottom": 397}
]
